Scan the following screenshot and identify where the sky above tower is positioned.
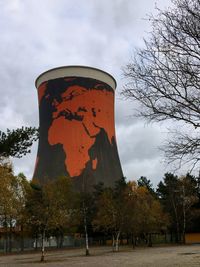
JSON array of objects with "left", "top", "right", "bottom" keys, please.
[{"left": 0, "top": 0, "right": 180, "bottom": 186}]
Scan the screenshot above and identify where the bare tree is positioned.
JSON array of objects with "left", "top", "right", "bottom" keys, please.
[{"left": 122, "top": 0, "right": 200, "bottom": 170}]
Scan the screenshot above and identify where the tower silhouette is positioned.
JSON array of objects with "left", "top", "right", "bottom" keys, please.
[{"left": 33, "top": 66, "right": 123, "bottom": 191}]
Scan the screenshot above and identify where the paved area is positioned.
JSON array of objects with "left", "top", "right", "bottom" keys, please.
[{"left": 0, "top": 245, "right": 200, "bottom": 266}]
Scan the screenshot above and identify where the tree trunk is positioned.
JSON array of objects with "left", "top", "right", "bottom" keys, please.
[
  {"left": 8, "top": 219, "right": 12, "bottom": 253},
  {"left": 182, "top": 186, "right": 186, "bottom": 244},
  {"left": 83, "top": 206, "right": 89, "bottom": 256},
  {"left": 4, "top": 215, "right": 8, "bottom": 253},
  {"left": 115, "top": 231, "right": 120, "bottom": 252},
  {"left": 41, "top": 229, "right": 45, "bottom": 262},
  {"left": 56, "top": 235, "right": 59, "bottom": 248},
  {"left": 148, "top": 233, "right": 152, "bottom": 247},
  {"left": 182, "top": 207, "right": 186, "bottom": 244},
  {"left": 5, "top": 232, "right": 8, "bottom": 253},
  {"left": 112, "top": 234, "right": 115, "bottom": 252},
  {"left": 35, "top": 233, "right": 38, "bottom": 251},
  {"left": 59, "top": 232, "right": 64, "bottom": 248},
  {"left": 172, "top": 198, "right": 180, "bottom": 243},
  {"left": 84, "top": 221, "right": 89, "bottom": 256},
  {"left": 20, "top": 224, "right": 24, "bottom": 252},
  {"left": 131, "top": 234, "right": 136, "bottom": 248}
]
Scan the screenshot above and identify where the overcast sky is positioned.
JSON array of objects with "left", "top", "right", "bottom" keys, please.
[{"left": 0, "top": 0, "right": 175, "bottom": 187}]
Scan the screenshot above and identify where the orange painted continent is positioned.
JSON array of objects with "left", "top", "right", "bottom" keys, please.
[{"left": 48, "top": 86, "right": 115, "bottom": 177}]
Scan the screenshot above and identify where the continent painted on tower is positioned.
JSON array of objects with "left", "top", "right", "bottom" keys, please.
[{"left": 48, "top": 84, "right": 115, "bottom": 177}]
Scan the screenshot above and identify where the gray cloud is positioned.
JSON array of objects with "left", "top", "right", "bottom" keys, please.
[{"left": 0, "top": 0, "right": 173, "bottom": 185}]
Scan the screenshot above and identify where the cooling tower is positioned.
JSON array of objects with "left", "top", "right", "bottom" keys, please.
[{"left": 33, "top": 66, "right": 123, "bottom": 192}]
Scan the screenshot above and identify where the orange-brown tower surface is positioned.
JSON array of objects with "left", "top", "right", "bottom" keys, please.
[{"left": 34, "top": 66, "right": 123, "bottom": 191}]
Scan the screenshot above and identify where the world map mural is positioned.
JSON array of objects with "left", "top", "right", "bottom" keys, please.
[{"left": 33, "top": 73, "right": 123, "bottom": 192}]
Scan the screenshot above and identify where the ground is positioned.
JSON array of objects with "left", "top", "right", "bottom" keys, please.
[{"left": 0, "top": 245, "right": 200, "bottom": 266}]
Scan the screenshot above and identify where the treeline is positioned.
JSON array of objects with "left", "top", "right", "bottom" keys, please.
[{"left": 1, "top": 162, "right": 200, "bottom": 259}]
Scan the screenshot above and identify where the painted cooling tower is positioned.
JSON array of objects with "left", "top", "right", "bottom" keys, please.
[{"left": 34, "top": 66, "right": 123, "bottom": 191}]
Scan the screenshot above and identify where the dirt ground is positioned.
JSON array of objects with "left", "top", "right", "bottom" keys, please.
[{"left": 0, "top": 245, "right": 200, "bottom": 267}]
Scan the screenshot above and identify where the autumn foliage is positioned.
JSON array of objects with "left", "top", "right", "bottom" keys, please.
[{"left": 0, "top": 163, "right": 200, "bottom": 256}]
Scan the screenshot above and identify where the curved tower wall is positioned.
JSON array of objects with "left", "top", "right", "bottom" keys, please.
[{"left": 34, "top": 66, "right": 123, "bottom": 191}]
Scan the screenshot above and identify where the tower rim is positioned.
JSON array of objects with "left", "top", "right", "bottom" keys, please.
[{"left": 35, "top": 65, "right": 117, "bottom": 90}]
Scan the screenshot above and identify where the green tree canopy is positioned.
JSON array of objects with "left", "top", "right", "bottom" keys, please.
[
  {"left": 0, "top": 127, "right": 38, "bottom": 159},
  {"left": 157, "top": 173, "right": 199, "bottom": 242}
]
